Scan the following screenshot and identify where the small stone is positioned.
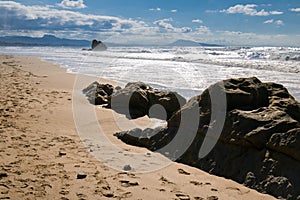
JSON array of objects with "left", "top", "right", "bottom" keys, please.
[
  {"left": 145, "top": 152, "right": 151, "bottom": 157},
  {"left": 123, "top": 165, "right": 132, "bottom": 171},
  {"left": 59, "top": 151, "right": 67, "bottom": 156},
  {"left": 77, "top": 173, "right": 87, "bottom": 179},
  {"left": 115, "top": 86, "right": 122, "bottom": 90}
]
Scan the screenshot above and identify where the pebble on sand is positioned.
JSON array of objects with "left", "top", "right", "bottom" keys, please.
[{"left": 77, "top": 173, "right": 87, "bottom": 179}]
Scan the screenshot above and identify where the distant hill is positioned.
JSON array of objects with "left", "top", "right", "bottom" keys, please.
[
  {"left": 168, "top": 39, "right": 222, "bottom": 47},
  {"left": 0, "top": 35, "right": 90, "bottom": 47}
]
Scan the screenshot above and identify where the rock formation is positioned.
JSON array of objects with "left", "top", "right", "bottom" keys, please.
[
  {"left": 91, "top": 39, "right": 107, "bottom": 51},
  {"left": 83, "top": 81, "right": 186, "bottom": 120},
  {"left": 82, "top": 39, "right": 107, "bottom": 51},
  {"left": 82, "top": 81, "right": 114, "bottom": 105},
  {"left": 113, "top": 77, "right": 300, "bottom": 200}
]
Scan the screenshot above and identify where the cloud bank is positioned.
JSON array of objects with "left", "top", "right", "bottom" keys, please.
[
  {"left": 221, "top": 4, "right": 283, "bottom": 16},
  {"left": 0, "top": 1, "right": 299, "bottom": 46},
  {"left": 58, "top": 0, "right": 86, "bottom": 9}
]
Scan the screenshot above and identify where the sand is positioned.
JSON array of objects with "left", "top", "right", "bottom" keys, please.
[{"left": 0, "top": 55, "right": 276, "bottom": 200}]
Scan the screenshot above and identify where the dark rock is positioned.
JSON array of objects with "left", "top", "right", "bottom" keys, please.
[
  {"left": 111, "top": 83, "right": 150, "bottom": 119},
  {"left": 83, "top": 81, "right": 114, "bottom": 106},
  {"left": 110, "top": 82, "right": 186, "bottom": 120},
  {"left": 262, "top": 176, "right": 294, "bottom": 199},
  {"left": 91, "top": 39, "right": 107, "bottom": 51},
  {"left": 77, "top": 173, "right": 87, "bottom": 179},
  {"left": 123, "top": 165, "right": 132, "bottom": 171},
  {"left": 59, "top": 151, "right": 67, "bottom": 156},
  {"left": 84, "top": 81, "right": 186, "bottom": 120},
  {"left": 114, "top": 77, "right": 300, "bottom": 199},
  {"left": 267, "top": 128, "right": 300, "bottom": 161}
]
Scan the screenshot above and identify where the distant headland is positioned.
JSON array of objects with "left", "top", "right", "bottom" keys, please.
[
  {"left": 0, "top": 35, "right": 91, "bottom": 47},
  {"left": 0, "top": 35, "right": 223, "bottom": 47}
]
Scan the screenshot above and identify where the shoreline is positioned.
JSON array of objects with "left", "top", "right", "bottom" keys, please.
[{"left": 0, "top": 55, "right": 276, "bottom": 199}]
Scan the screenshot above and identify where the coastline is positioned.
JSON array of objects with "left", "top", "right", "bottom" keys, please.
[{"left": 0, "top": 55, "right": 276, "bottom": 199}]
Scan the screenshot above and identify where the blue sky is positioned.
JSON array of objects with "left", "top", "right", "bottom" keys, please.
[{"left": 0, "top": 0, "right": 300, "bottom": 46}]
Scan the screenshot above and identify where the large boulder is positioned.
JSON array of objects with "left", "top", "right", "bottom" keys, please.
[
  {"left": 83, "top": 81, "right": 186, "bottom": 120},
  {"left": 115, "top": 77, "right": 300, "bottom": 200},
  {"left": 82, "top": 81, "right": 114, "bottom": 105},
  {"left": 110, "top": 82, "right": 186, "bottom": 120}
]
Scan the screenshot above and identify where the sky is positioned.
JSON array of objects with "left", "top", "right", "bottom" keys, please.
[{"left": 0, "top": 0, "right": 300, "bottom": 46}]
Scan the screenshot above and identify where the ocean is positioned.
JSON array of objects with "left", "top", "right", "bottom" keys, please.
[{"left": 1, "top": 46, "right": 299, "bottom": 100}]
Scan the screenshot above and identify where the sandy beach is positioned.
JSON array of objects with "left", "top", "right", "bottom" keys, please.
[{"left": 0, "top": 55, "right": 277, "bottom": 200}]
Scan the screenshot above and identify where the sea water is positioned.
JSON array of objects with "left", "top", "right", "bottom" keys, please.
[{"left": 1, "top": 46, "right": 299, "bottom": 100}]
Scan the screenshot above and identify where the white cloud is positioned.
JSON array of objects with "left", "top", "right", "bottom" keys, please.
[
  {"left": 58, "top": 0, "right": 86, "bottom": 9},
  {"left": 263, "top": 19, "right": 284, "bottom": 26},
  {"left": 275, "top": 20, "right": 284, "bottom": 26},
  {"left": 264, "top": 19, "right": 274, "bottom": 24},
  {"left": 290, "top": 8, "right": 300, "bottom": 12},
  {"left": 192, "top": 19, "right": 203, "bottom": 23},
  {"left": 195, "top": 26, "right": 211, "bottom": 34},
  {"left": 171, "top": 9, "right": 177, "bottom": 13},
  {"left": 153, "top": 18, "right": 192, "bottom": 33},
  {"left": 270, "top": 11, "right": 283, "bottom": 15},
  {"left": 0, "top": 1, "right": 143, "bottom": 30},
  {"left": 149, "top": 8, "right": 161, "bottom": 11},
  {"left": 153, "top": 18, "right": 173, "bottom": 30},
  {"left": 221, "top": 4, "right": 283, "bottom": 16}
]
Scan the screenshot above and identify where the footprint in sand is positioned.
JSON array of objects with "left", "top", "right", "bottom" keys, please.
[
  {"left": 178, "top": 168, "right": 191, "bottom": 175},
  {"left": 225, "top": 186, "right": 250, "bottom": 195},
  {"left": 190, "top": 180, "right": 202, "bottom": 186},
  {"left": 194, "top": 197, "right": 204, "bottom": 200},
  {"left": 159, "top": 176, "right": 174, "bottom": 185},
  {"left": 118, "top": 191, "right": 132, "bottom": 198},
  {"left": 207, "top": 196, "right": 218, "bottom": 200},
  {"left": 175, "top": 193, "right": 190, "bottom": 200},
  {"left": 119, "top": 180, "right": 139, "bottom": 187}
]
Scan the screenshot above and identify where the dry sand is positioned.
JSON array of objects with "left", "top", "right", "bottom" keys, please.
[{"left": 0, "top": 55, "right": 276, "bottom": 199}]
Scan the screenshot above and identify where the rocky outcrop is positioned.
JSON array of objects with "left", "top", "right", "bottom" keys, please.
[
  {"left": 114, "top": 77, "right": 300, "bottom": 200},
  {"left": 83, "top": 81, "right": 114, "bottom": 105},
  {"left": 111, "top": 82, "right": 186, "bottom": 119},
  {"left": 83, "top": 81, "right": 186, "bottom": 120},
  {"left": 91, "top": 39, "right": 107, "bottom": 51},
  {"left": 82, "top": 39, "right": 107, "bottom": 51}
]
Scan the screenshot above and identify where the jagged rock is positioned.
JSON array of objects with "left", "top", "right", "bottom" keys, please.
[
  {"left": 266, "top": 128, "right": 300, "bottom": 161},
  {"left": 83, "top": 81, "right": 186, "bottom": 120},
  {"left": 114, "top": 77, "right": 300, "bottom": 199},
  {"left": 82, "top": 39, "right": 107, "bottom": 51},
  {"left": 110, "top": 82, "right": 186, "bottom": 120},
  {"left": 111, "top": 82, "right": 150, "bottom": 119},
  {"left": 83, "top": 81, "right": 114, "bottom": 105},
  {"left": 91, "top": 39, "right": 107, "bottom": 51}
]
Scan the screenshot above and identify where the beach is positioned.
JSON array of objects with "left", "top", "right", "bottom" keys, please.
[{"left": 0, "top": 55, "right": 278, "bottom": 199}]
